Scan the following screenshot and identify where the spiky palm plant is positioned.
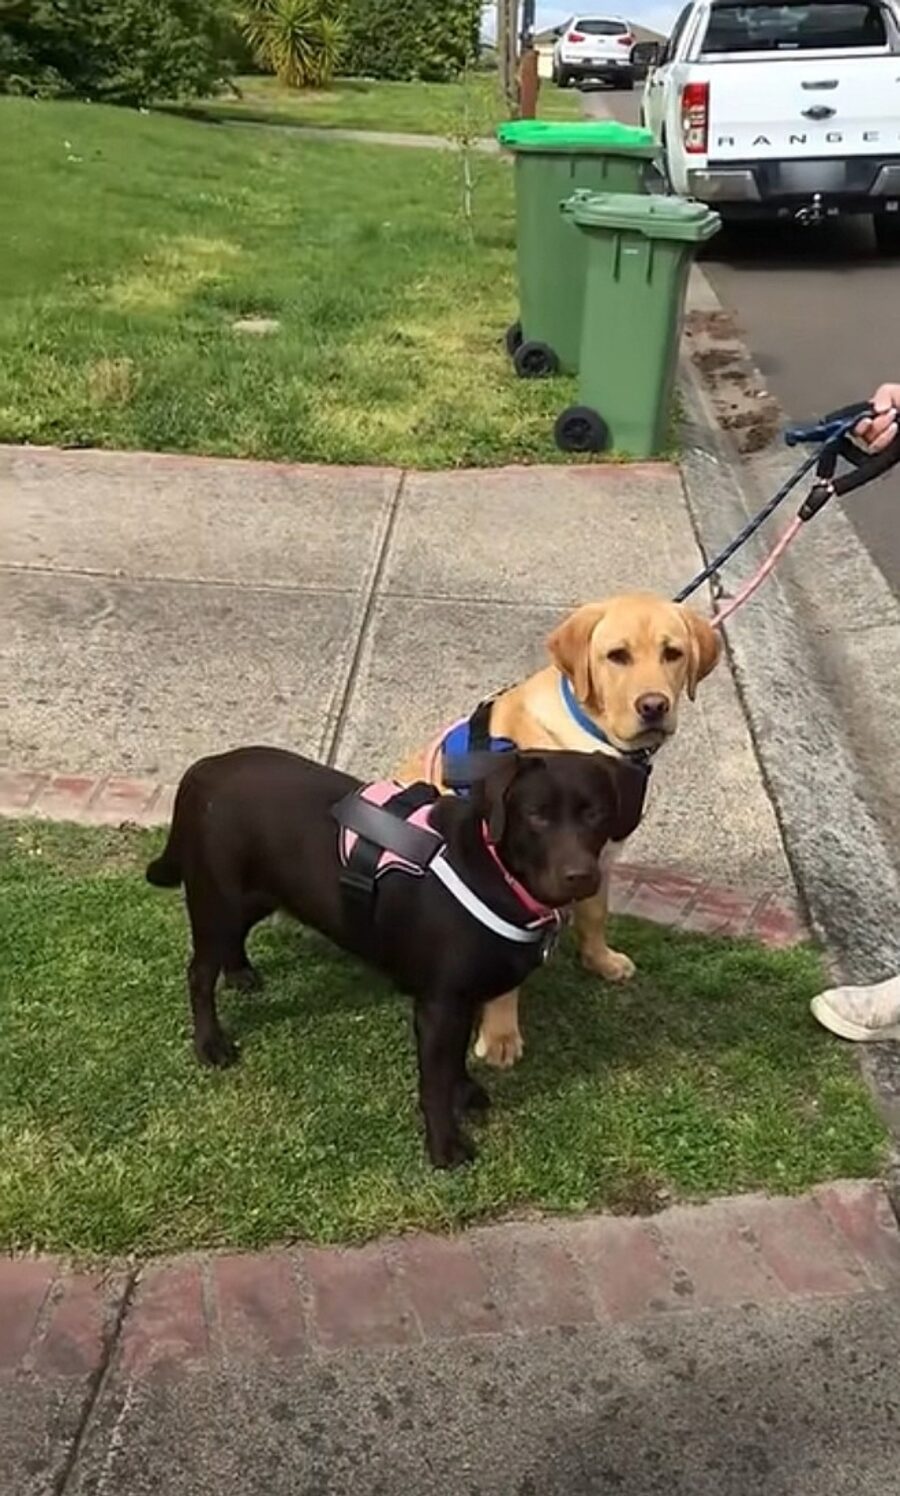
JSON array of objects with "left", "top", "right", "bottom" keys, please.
[{"left": 239, "top": 0, "right": 344, "bottom": 89}]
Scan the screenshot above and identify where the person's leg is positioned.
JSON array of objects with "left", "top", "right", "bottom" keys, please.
[{"left": 811, "top": 972, "right": 900, "bottom": 1041}]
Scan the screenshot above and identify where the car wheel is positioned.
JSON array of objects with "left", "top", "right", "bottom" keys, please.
[
  {"left": 873, "top": 212, "right": 900, "bottom": 256},
  {"left": 557, "top": 68, "right": 571, "bottom": 88}
]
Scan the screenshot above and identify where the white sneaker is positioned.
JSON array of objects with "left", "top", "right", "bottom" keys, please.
[{"left": 811, "top": 974, "right": 900, "bottom": 1042}]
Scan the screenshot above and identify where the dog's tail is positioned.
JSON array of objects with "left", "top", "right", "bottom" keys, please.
[
  {"left": 145, "top": 841, "right": 182, "bottom": 888},
  {"left": 145, "top": 774, "right": 191, "bottom": 888}
]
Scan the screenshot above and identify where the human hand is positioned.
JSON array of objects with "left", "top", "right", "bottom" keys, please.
[{"left": 853, "top": 384, "right": 900, "bottom": 452}]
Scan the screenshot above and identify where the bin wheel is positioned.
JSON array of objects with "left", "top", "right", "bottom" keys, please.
[
  {"left": 505, "top": 320, "right": 523, "bottom": 358},
  {"left": 554, "top": 405, "right": 609, "bottom": 453},
  {"left": 513, "top": 340, "right": 559, "bottom": 379}
]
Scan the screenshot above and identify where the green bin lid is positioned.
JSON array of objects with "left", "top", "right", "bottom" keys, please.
[
  {"left": 496, "top": 119, "right": 657, "bottom": 157},
  {"left": 564, "top": 190, "right": 721, "bottom": 242}
]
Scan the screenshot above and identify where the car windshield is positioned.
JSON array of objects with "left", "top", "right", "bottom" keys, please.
[
  {"left": 573, "top": 18, "right": 629, "bottom": 33},
  {"left": 703, "top": 1, "right": 887, "bottom": 51}
]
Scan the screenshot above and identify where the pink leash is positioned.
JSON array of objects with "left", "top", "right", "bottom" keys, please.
[{"left": 707, "top": 515, "right": 803, "bottom": 630}]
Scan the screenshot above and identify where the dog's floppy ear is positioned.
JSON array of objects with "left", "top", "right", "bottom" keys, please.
[
  {"left": 680, "top": 607, "right": 722, "bottom": 701},
  {"left": 592, "top": 754, "right": 649, "bottom": 842},
  {"left": 475, "top": 750, "right": 524, "bottom": 843},
  {"left": 547, "top": 603, "right": 607, "bottom": 706}
]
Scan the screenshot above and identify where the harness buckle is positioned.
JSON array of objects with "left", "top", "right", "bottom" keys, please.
[{"left": 338, "top": 864, "right": 378, "bottom": 901}]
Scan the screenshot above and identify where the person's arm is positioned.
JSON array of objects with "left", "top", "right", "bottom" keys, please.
[{"left": 854, "top": 384, "right": 900, "bottom": 452}]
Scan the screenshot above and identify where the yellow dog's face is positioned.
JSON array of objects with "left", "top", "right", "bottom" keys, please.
[{"left": 548, "top": 593, "right": 722, "bottom": 750}]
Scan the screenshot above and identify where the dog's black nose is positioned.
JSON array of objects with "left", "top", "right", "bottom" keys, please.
[{"left": 636, "top": 692, "right": 669, "bottom": 723}]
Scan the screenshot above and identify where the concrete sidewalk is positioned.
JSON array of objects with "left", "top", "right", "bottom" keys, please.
[
  {"left": 1, "top": 443, "right": 791, "bottom": 898},
  {"left": 4, "top": 444, "right": 900, "bottom": 1495},
  {"left": 5, "top": 1182, "right": 900, "bottom": 1496}
]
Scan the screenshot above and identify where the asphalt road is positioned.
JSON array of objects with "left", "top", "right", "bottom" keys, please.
[{"left": 581, "top": 84, "right": 900, "bottom": 595}]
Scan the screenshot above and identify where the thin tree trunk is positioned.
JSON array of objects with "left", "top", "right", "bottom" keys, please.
[{"left": 497, "top": 0, "right": 520, "bottom": 117}]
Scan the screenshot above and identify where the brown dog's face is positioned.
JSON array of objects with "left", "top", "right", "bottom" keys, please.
[
  {"left": 547, "top": 593, "right": 721, "bottom": 750},
  {"left": 480, "top": 750, "right": 648, "bottom": 907}
]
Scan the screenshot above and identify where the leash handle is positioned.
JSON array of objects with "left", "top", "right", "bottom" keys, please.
[
  {"left": 784, "top": 402, "right": 872, "bottom": 448},
  {"left": 800, "top": 423, "right": 900, "bottom": 519}
]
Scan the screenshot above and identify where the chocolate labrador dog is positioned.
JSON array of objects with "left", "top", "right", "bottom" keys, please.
[{"left": 147, "top": 745, "right": 644, "bottom": 1168}]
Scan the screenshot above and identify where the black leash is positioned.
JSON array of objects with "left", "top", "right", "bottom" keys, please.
[{"left": 675, "top": 402, "right": 900, "bottom": 603}]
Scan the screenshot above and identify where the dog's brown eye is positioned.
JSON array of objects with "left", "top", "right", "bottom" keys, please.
[
  {"left": 607, "top": 648, "right": 630, "bottom": 665},
  {"left": 662, "top": 645, "right": 684, "bottom": 663}
]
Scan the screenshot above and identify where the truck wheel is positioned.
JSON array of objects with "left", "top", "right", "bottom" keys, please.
[
  {"left": 505, "top": 320, "right": 523, "bottom": 358},
  {"left": 554, "top": 405, "right": 609, "bottom": 453},
  {"left": 873, "top": 213, "right": 900, "bottom": 256},
  {"left": 514, "top": 340, "right": 559, "bottom": 379}
]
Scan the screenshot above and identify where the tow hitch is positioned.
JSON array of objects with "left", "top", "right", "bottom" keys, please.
[{"left": 795, "top": 192, "right": 826, "bottom": 226}]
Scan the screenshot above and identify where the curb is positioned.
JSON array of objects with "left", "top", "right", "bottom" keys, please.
[
  {"left": 3, "top": 1182, "right": 899, "bottom": 1382},
  {"left": 679, "top": 272, "right": 900, "bottom": 982},
  {"left": 679, "top": 269, "right": 900, "bottom": 1203},
  {"left": 1, "top": 765, "right": 805, "bottom": 947}
]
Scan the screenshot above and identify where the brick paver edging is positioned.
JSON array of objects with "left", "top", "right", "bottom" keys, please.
[
  {"left": 1, "top": 767, "right": 805, "bottom": 945},
  {"left": 3, "top": 1183, "right": 899, "bottom": 1385}
]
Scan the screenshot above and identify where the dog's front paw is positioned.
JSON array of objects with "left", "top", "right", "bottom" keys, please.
[
  {"left": 582, "top": 946, "right": 636, "bottom": 983},
  {"left": 474, "top": 1027, "right": 524, "bottom": 1069},
  {"left": 428, "top": 1130, "right": 476, "bottom": 1170},
  {"left": 196, "top": 1029, "right": 239, "bottom": 1068}
]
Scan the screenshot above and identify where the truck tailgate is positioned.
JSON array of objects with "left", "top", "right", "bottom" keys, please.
[{"left": 705, "top": 56, "right": 900, "bottom": 159}]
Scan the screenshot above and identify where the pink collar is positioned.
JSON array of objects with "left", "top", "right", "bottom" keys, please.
[{"left": 480, "top": 824, "right": 560, "bottom": 923}]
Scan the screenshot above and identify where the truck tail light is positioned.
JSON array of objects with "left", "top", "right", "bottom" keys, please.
[
  {"left": 567, "top": 30, "right": 585, "bottom": 41},
  {"left": 681, "top": 81, "right": 709, "bottom": 154}
]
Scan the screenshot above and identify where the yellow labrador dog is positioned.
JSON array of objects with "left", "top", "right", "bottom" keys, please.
[{"left": 397, "top": 593, "right": 721, "bottom": 1068}]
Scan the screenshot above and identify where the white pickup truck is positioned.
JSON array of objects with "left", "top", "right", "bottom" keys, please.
[{"left": 641, "top": 0, "right": 900, "bottom": 250}]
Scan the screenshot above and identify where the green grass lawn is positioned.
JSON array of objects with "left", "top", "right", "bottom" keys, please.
[
  {"left": 0, "top": 95, "right": 574, "bottom": 468},
  {"left": 0, "top": 820, "right": 885, "bottom": 1258},
  {"left": 169, "top": 72, "right": 584, "bottom": 135}
]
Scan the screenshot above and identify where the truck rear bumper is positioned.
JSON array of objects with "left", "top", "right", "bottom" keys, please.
[
  {"left": 563, "top": 60, "right": 633, "bottom": 82},
  {"left": 687, "top": 157, "right": 900, "bottom": 215}
]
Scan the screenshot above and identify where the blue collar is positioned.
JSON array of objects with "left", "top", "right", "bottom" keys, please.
[{"left": 558, "top": 673, "right": 657, "bottom": 774}]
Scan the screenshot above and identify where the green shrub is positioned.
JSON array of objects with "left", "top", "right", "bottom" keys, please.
[
  {"left": 339, "top": 0, "right": 482, "bottom": 82},
  {"left": 0, "top": 0, "right": 236, "bottom": 104}
]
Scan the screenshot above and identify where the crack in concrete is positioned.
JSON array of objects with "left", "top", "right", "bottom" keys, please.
[
  {"left": 324, "top": 470, "right": 407, "bottom": 766},
  {"left": 53, "top": 1268, "right": 139, "bottom": 1496}
]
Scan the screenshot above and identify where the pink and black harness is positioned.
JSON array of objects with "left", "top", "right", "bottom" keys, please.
[{"left": 332, "top": 780, "right": 563, "bottom": 954}]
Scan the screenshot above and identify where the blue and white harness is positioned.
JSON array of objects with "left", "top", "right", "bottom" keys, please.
[{"left": 436, "top": 672, "right": 658, "bottom": 796}]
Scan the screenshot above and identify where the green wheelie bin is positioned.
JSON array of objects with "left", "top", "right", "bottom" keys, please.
[
  {"left": 497, "top": 119, "right": 661, "bottom": 378},
  {"left": 554, "top": 192, "right": 720, "bottom": 459}
]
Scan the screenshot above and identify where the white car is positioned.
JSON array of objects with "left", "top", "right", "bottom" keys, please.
[
  {"left": 642, "top": 0, "right": 900, "bottom": 249},
  {"left": 552, "top": 15, "right": 637, "bottom": 89}
]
